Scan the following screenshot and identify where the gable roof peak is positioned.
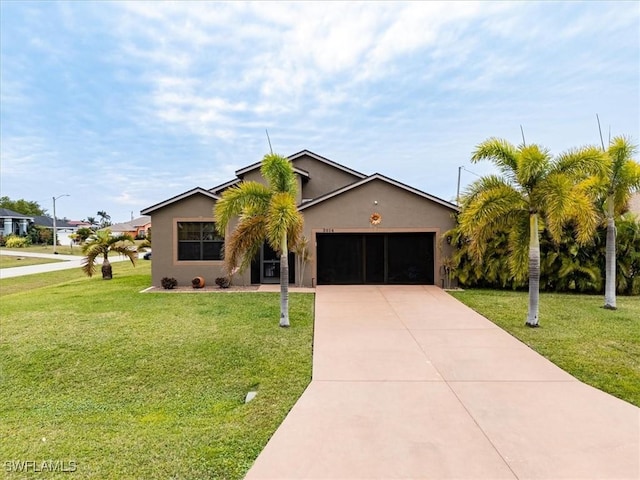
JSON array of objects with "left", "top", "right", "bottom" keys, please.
[
  {"left": 299, "top": 172, "right": 459, "bottom": 212},
  {"left": 141, "top": 187, "right": 220, "bottom": 215}
]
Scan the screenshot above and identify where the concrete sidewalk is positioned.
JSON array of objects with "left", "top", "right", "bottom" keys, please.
[
  {"left": 245, "top": 285, "right": 639, "bottom": 479},
  {"left": 0, "top": 249, "right": 128, "bottom": 279}
]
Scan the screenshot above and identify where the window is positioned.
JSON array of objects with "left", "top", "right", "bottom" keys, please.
[{"left": 177, "top": 222, "right": 224, "bottom": 261}]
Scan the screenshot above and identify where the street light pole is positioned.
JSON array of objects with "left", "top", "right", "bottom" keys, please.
[{"left": 52, "top": 194, "right": 70, "bottom": 254}]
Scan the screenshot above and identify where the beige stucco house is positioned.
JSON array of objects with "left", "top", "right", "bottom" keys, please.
[
  {"left": 110, "top": 216, "right": 152, "bottom": 239},
  {"left": 141, "top": 150, "right": 459, "bottom": 288}
]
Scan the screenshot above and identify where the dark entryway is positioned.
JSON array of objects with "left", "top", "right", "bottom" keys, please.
[
  {"left": 317, "top": 232, "right": 435, "bottom": 285},
  {"left": 251, "top": 243, "right": 295, "bottom": 284}
]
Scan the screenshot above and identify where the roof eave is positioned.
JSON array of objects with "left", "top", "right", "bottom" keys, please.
[{"left": 141, "top": 187, "right": 220, "bottom": 215}]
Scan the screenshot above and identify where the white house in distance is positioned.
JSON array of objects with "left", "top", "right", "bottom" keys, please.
[{"left": 0, "top": 208, "right": 88, "bottom": 245}]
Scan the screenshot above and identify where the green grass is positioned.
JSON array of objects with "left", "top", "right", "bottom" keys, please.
[
  {"left": 1, "top": 245, "right": 84, "bottom": 256},
  {"left": 0, "top": 255, "right": 62, "bottom": 269},
  {"left": 450, "top": 289, "right": 640, "bottom": 407},
  {"left": 0, "top": 262, "right": 315, "bottom": 479}
]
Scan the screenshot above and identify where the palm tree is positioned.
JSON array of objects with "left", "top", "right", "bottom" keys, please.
[
  {"left": 458, "top": 138, "right": 604, "bottom": 326},
  {"left": 81, "top": 228, "right": 137, "bottom": 279},
  {"left": 214, "top": 153, "right": 303, "bottom": 327},
  {"left": 97, "top": 210, "right": 111, "bottom": 228},
  {"left": 600, "top": 136, "right": 640, "bottom": 309}
]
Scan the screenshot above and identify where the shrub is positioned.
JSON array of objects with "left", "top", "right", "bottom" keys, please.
[
  {"left": 161, "top": 277, "right": 178, "bottom": 290},
  {"left": 215, "top": 277, "right": 231, "bottom": 288},
  {"left": 447, "top": 214, "right": 640, "bottom": 295},
  {"left": 5, "top": 235, "right": 31, "bottom": 248},
  {"left": 75, "top": 227, "right": 93, "bottom": 243}
]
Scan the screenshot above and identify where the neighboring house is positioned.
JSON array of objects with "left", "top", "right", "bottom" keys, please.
[
  {"left": 0, "top": 208, "right": 33, "bottom": 236},
  {"left": 141, "top": 150, "right": 459, "bottom": 288},
  {"left": 0, "top": 210, "right": 82, "bottom": 245},
  {"left": 32, "top": 216, "right": 84, "bottom": 245},
  {"left": 110, "top": 216, "right": 151, "bottom": 238}
]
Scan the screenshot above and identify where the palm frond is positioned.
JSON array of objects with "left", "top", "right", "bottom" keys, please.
[
  {"left": 459, "top": 175, "right": 516, "bottom": 206},
  {"left": 608, "top": 136, "right": 638, "bottom": 176},
  {"left": 555, "top": 145, "right": 606, "bottom": 179},
  {"left": 470, "top": 138, "right": 518, "bottom": 179},
  {"left": 458, "top": 182, "right": 527, "bottom": 261},
  {"left": 214, "top": 182, "right": 272, "bottom": 234},
  {"left": 536, "top": 172, "right": 575, "bottom": 241},
  {"left": 516, "top": 144, "right": 551, "bottom": 190},
  {"left": 109, "top": 245, "right": 137, "bottom": 266},
  {"left": 223, "top": 215, "right": 267, "bottom": 273},
  {"left": 108, "top": 233, "right": 135, "bottom": 245},
  {"left": 81, "top": 256, "right": 97, "bottom": 277},
  {"left": 265, "top": 192, "right": 302, "bottom": 251},
  {"left": 261, "top": 153, "right": 298, "bottom": 196}
]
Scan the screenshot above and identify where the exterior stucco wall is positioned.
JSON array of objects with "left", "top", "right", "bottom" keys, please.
[
  {"left": 292, "top": 155, "right": 363, "bottom": 201},
  {"left": 240, "top": 154, "right": 361, "bottom": 203},
  {"left": 298, "top": 179, "right": 457, "bottom": 287},
  {"left": 148, "top": 194, "right": 251, "bottom": 287},
  {"left": 629, "top": 192, "right": 640, "bottom": 216}
]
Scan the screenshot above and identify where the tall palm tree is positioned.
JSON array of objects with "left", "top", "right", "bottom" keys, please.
[
  {"left": 81, "top": 229, "right": 137, "bottom": 279},
  {"left": 97, "top": 210, "right": 111, "bottom": 228},
  {"left": 458, "top": 138, "right": 604, "bottom": 326},
  {"left": 214, "top": 153, "right": 303, "bottom": 327},
  {"left": 600, "top": 136, "right": 640, "bottom": 309}
]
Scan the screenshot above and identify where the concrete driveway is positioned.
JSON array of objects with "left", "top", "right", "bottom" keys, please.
[{"left": 245, "top": 285, "right": 639, "bottom": 479}]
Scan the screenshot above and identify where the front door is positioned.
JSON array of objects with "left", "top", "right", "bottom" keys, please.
[{"left": 260, "top": 243, "right": 281, "bottom": 284}]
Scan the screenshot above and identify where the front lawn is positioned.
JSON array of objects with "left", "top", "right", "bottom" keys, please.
[
  {"left": 0, "top": 255, "right": 62, "bottom": 269},
  {"left": 0, "top": 262, "right": 314, "bottom": 479},
  {"left": 1, "top": 245, "right": 83, "bottom": 256},
  {"left": 450, "top": 289, "right": 640, "bottom": 407}
]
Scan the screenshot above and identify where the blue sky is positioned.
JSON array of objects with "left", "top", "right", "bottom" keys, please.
[{"left": 1, "top": 1, "right": 638, "bottom": 223}]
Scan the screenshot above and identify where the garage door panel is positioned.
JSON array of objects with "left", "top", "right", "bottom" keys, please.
[
  {"left": 317, "top": 234, "right": 363, "bottom": 284},
  {"left": 387, "top": 234, "right": 434, "bottom": 284},
  {"left": 365, "top": 235, "right": 385, "bottom": 283},
  {"left": 317, "top": 233, "right": 434, "bottom": 285}
]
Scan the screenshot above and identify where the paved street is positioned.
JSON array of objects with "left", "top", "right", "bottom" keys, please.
[{"left": 0, "top": 249, "right": 127, "bottom": 279}]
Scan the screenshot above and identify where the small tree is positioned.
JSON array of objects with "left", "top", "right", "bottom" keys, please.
[
  {"left": 598, "top": 136, "right": 640, "bottom": 309},
  {"left": 214, "top": 153, "right": 303, "bottom": 327},
  {"left": 38, "top": 227, "right": 52, "bottom": 245},
  {"left": 75, "top": 227, "right": 93, "bottom": 243},
  {"left": 81, "top": 229, "right": 136, "bottom": 279},
  {"left": 293, "top": 236, "right": 311, "bottom": 287}
]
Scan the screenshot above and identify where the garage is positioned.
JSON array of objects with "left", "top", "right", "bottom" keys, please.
[{"left": 316, "top": 232, "right": 435, "bottom": 285}]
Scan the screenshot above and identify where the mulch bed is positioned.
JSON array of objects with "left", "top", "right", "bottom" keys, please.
[{"left": 142, "top": 285, "right": 260, "bottom": 293}]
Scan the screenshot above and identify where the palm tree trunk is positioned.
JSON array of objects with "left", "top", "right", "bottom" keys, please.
[
  {"left": 526, "top": 214, "right": 540, "bottom": 327},
  {"left": 604, "top": 197, "right": 617, "bottom": 309},
  {"left": 279, "top": 231, "right": 290, "bottom": 327},
  {"left": 102, "top": 254, "right": 112, "bottom": 280}
]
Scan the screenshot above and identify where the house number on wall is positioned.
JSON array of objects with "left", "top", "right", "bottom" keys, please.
[{"left": 322, "top": 228, "right": 334, "bottom": 233}]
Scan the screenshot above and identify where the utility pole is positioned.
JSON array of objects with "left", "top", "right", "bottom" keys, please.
[
  {"left": 52, "top": 194, "right": 70, "bottom": 254},
  {"left": 456, "top": 166, "right": 462, "bottom": 205}
]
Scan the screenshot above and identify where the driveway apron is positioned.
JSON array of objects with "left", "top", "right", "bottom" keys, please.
[{"left": 245, "top": 285, "right": 639, "bottom": 479}]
